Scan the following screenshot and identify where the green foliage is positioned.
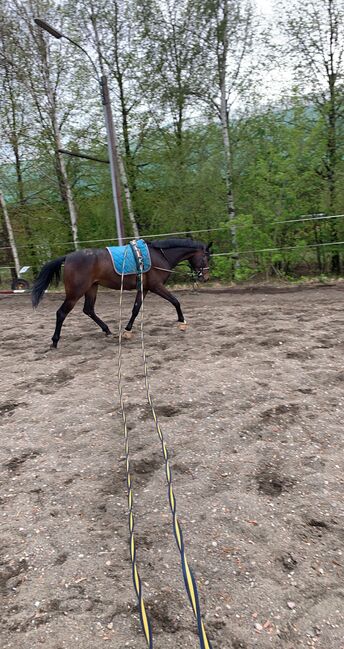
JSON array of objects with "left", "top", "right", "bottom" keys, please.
[
  {"left": 133, "top": 124, "right": 227, "bottom": 235},
  {"left": 2, "top": 100, "right": 344, "bottom": 281},
  {"left": 1, "top": 0, "right": 344, "bottom": 283}
]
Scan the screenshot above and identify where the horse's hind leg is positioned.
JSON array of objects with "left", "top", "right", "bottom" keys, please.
[
  {"left": 83, "top": 284, "right": 112, "bottom": 336},
  {"left": 51, "top": 253, "right": 100, "bottom": 348},
  {"left": 124, "top": 289, "right": 147, "bottom": 334},
  {"left": 52, "top": 296, "right": 80, "bottom": 348}
]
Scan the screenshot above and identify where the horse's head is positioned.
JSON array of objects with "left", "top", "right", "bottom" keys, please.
[{"left": 189, "top": 242, "right": 212, "bottom": 282}]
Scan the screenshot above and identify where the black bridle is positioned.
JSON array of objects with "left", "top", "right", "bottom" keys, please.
[
  {"left": 153, "top": 244, "right": 210, "bottom": 280},
  {"left": 190, "top": 251, "right": 210, "bottom": 280}
]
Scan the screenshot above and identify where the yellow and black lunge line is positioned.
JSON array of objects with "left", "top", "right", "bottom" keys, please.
[
  {"left": 118, "top": 245, "right": 213, "bottom": 648},
  {"left": 118, "top": 247, "right": 153, "bottom": 648}
]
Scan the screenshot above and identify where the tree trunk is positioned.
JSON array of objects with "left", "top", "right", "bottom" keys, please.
[
  {"left": 0, "top": 192, "right": 21, "bottom": 277},
  {"left": 220, "top": 86, "right": 238, "bottom": 266},
  {"left": 11, "top": 140, "right": 39, "bottom": 274},
  {"left": 113, "top": 68, "right": 140, "bottom": 237},
  {"left": 116, "top": 141, "right": 140, "bottom": 238},
  {"left": 216, "top": 0, "right": 239, "bottom": 269},
  {"left": 327, "top": 89, "right": 339, "bottom": 273},
  {"left": 52, "top": 112, "right": 79, "bottom": 250},
  {"left": 90, "top": 6, "right": 140, "bottom": 239}
]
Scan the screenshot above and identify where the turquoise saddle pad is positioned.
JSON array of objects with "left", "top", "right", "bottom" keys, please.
[{"left": 106, "top": 239, "right": 151, "bottom": 275}]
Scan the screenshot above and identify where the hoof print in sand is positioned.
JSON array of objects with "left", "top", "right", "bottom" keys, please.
[
  {"left": 130, "top": 455, "right": 161, "bottom": 486},
  {"left": 255, "top": 466, "right": 294, "bottom": 497},
  {"left": 0, "top": 402, "right": 27, "bottom": 420},
  {"left": 4, "top": 449, "right": 40, "bottom": 473}
]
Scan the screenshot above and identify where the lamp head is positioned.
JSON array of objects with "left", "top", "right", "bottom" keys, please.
[{"left": 34, "top": 19, "right": 63, "bottom": 39}]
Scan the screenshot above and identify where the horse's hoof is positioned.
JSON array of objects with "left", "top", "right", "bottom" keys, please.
[
  {"left": 178, "top": 322, "right": 188, "bottom": 332},
  {"left": 104, "top": 329, "right": 112, "bottom": 336},
  {"left": 50, "top": 343, "right": 58, "bottom": 350},
  {"left": 122, "top": 330, "right": 133, "bottom": 340}
]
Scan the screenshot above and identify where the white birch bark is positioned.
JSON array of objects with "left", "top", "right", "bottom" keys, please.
[
  {"left": 220, "top": 84, "right": 237, "bottom": 254},
  {"left": 0, "top": 191, "right": 21, "bottom": 276},
  {"left": 50, "top": 101, "right": 79, "bottom": 250},
  {"left": 115, "top": 138, "right": 140, "bottom": 239}
]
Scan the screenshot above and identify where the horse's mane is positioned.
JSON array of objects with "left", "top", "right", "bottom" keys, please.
[{"left": 149, "top": 238, "right": 205, "bottom": 250}]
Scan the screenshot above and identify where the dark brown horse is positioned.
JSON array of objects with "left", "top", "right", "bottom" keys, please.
[{"left": 32, "top": 238, "right": 212, "bottom": 348}]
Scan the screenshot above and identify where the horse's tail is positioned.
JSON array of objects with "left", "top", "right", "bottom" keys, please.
[{"left": 31, "top": 256, "right": 66, "bottom": 308}]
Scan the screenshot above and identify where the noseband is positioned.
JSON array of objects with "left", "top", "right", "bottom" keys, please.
[
  {"left": 196, "top": 266, "right": 209, "bottom": 279},
  {"left": 191, "top": 252, "right": 209, "bottom": 280}
]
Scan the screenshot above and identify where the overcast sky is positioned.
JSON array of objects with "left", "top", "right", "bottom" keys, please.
[
  {"left": 255, "top": 0, "right": 273, "bottom": 14},
  {"left": 254, "top": 0, "right": 293, "bottom": 103}
]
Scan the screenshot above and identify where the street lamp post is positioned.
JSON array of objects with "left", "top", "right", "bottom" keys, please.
[
  {"left": 34, "top": 18, "right": 125, "bottom": 245},
  {"left": 100, "top": 75, "right": 125, "bottom": 245}
]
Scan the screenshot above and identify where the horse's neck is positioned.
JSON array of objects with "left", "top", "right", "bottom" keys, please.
[{"left": 163, "top": 247, "right": 195, "bottom": 268}]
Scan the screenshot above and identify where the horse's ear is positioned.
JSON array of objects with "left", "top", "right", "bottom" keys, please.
[{"left": 206, "top": 242, "right": 213, "bottom": 251}]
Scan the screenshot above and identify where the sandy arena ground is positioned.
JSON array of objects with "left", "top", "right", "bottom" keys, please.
[{"left": 0, "top": 285, "right": 344, "bottom": 649}]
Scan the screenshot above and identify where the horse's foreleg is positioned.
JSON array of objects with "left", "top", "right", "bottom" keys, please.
[
  {"left": 124, "top": 289, "right": 148, "bottom": 333},
  {"left": 149, "top": 284, "right": 186, "bottom": 327},
  {"left": 83, "top": 284, "right": 111, "bottom": 335}
]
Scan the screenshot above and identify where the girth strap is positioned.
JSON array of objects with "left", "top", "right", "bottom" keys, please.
[
  {"left": 129, "top": 239, "right": 144, "bottom": 289},
  {"left": 129, "top": 240, "right": 144, "bottom": 272}
]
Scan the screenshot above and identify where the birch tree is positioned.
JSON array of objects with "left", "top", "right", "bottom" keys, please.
[
  {"left": 70, "top": 0, "right": 141, "bottom": 235},
  {"left": 11, "top": 0, "right": 81, "bottom": 249},
  {"left": 0, "top": 191, "right": 21, "bottom": 279},
  {"left": 191, "top": 0, "right": 256, "bottom": 257},
  {"left": 135, "top": 0, "right": 205, "bottom": 149},
  {"left": 280, "top": 0, "right": 344, "bottom": 271},
  {"left": 0, "top": 10, "right": 26, "bottom": 203},
  {"left": 0, "top": 1, "right": 42, "bottom": 271}
]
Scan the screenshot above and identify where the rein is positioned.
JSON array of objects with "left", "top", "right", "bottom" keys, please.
[
  {"left": 150, "top": 244, "right": 209, "bottom": 280},
  {"left": 152, "top": 264, "right": 189, "bottom": 274},
  {"left": 152, "top": 265, "right": 210, "bottom": 274}
]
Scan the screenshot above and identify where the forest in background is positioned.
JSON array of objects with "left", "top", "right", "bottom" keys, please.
[{"left": 1, "top": 0, "right": 344, "bottom": 285}]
